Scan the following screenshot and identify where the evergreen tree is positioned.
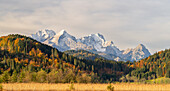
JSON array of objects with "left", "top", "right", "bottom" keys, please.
[
  {"left": 92, "top": 65, "right": 94, "bottom": 72},
  {"left": 54, "top": 49, "right": 58, "bottom": 58},
  {"left": 11, "top": 59, "right": 15, "bottom": 70},
  {"left": 3, "top": 56, "right": 6, "bottom": 64},
  {"left": 74, "top": 59, "right": 77, "bottom": 66},
  {"left": 157, "top": 67, "right": 163, "bottom": 77},
  {"left": 25, "top": 39, "right": 27, "bottom": 54},
  {"left": 51, "top": 49, "right": 54, "bottom": 59}
]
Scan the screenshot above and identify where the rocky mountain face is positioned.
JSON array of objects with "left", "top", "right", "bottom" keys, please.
[{"left": 31, "top": 29, "right": 151, "bottom": 61}]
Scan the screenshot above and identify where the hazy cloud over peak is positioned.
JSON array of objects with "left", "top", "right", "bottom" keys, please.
[{"left": 0, "top": 0, "right": 170, "bottom": 54}]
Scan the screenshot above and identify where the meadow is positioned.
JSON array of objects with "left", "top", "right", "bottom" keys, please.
[{"left": 1, "top": 83, "right": 170, "bottom": 91}]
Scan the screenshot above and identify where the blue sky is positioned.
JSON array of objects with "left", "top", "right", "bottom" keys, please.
[{"left": 0, "top": 0, "right": 170, "bottom": 54}]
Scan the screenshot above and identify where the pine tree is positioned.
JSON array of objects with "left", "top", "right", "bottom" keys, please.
[
  {"left": 54, "top": 49, "right": 58, "bottom": 58},
  {"left": 3, "top": 55, "right": 6, "bottom": 64},
  {"left": 138, "top": 74, "right": 141, "bottom": 80},
  {"left": 25, "top": 39, "right": 27, "bottom": 54},
  {"left": 74, "top": 59, "right": 77, "bottom": 66},
  {"left": 51, "top": 49, "right": 54, "bottom": 59},
  {"left": 7, "top": 58, "right": 10, "bottom": 67},
  {"left": 92, "top": 65, "right": 94, "bottom": 72},
  {"left": 157, "top": 67, "right": 163, "bottom": 77}
]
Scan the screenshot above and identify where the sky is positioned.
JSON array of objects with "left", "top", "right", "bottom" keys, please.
[{"left": 0, "top": 0, "right": 170, "bottom": 54}]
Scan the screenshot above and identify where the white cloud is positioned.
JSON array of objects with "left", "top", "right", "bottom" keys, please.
[{"left": 0, "top": 0, "right": 170, "bottom": 54}]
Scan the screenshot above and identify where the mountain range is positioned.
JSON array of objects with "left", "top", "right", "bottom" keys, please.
[{"left": 31, "top": 29, "right": 151, "bottom": 61}]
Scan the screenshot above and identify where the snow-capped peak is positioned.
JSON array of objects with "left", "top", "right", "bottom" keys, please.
[
  {"left": 95, "top": 33, "right": 106, "bottom": 41},
  {"left": 136, "top": 44, "right": 146, "bottom": 50},
  {"left": 122, "top": 48, "right": 133, "bottom": 55},
  {"left": 55, "top": 30, "right": 77, "bottom": 41},
  {"left": 59, "top": 29, "right": 67, "bottom": 35},
  {"left": 31, "top": 29, "right": 56, "bottom": 42},
  {"left": 78, "top": 33, "right": 107, "bottom": 52},
  {"left": 40, "top": 29, "right": 56, "bottom": 37},
  {"left": 105, "top": 41, "right": 114, "bottom": 46},
  {"left": 122, "top": 44, "right": 151, "bottom": 61}
]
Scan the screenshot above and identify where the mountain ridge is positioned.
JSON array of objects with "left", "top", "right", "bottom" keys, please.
[{"left": 31, "top": 29, "right": 151, "bottom": 61}]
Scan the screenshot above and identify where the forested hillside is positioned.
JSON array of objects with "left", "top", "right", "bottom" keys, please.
[
  {"left": 64, "top": 50, "right": 107, "bottom": 61},
  {"left": 120, "top": 49, "right": 170, "bottom": 82},
  {"left": 0, "top": 34, "right": 132, "bottom": 83}
]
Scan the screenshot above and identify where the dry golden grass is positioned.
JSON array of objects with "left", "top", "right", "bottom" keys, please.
[{"left": 1, "top": 83, "right": 170, "bottom": 91}]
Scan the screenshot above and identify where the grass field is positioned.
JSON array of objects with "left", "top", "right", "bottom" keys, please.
[{"left": 1, "top": 83, "right": 170, "bottom": 91}]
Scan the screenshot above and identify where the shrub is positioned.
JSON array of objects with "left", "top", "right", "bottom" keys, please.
[
  {"left": 0, "top": 76, "right": 3, "bottom": 83},
  {"left": 47, "top": 70, "right": 57, "bottom": 83},
  {"left": 119, "top": 76, "right": 126, "bottom": 82},
  {"left": 107, "top": 83, "right": 114, "bottom": 91},
  {"left": 63, "top": 69, "right": 76, "bottom": 83},
  {"left": 18, "top": 71, "right": 25, "bottom": 83},
  {"left": 0, "top": 84, "right": 2, "bottom": 90},
  {"left": 76, "top": 73, "right": 91, "bottom": 83},
  {"left": 23, "top": 71, "right": 31, "bottom": 83},
  {"left": 11, "top": 70, "right": 18, "bottom": 83},
  {"left": 36, "top": 69, "right": 47, "bottom": 83},
  {"left": 2, "top": 71, "right": 10, "bottom": 83},
  {"left": 69, "top": 83, "right": 75, "bottom": 90}
]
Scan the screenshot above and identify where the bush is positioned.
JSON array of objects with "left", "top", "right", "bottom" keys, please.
[
  {"left": 2, "top": 71, "right": 10, "bottom": 83},
  {"left": 63, "top": 69, "right": 76, "bottom": 83},
  {"left": 107, "top": 83, "right": 114, "bottom": 91},
  {"left": 0, "top": 84, "right": 2, "bottom": 90},
  {"left": 36, "top": 69, "right": 47, "bottom": 83},
  {"left": 119, "top": 76, "right": 126, "bottom": 82},
  {"left": 18, "top": 71, "right": 25, "bottom": 83},
  {"left": 22, "top": 71, "right": 31, "bottom": 83},
  {"left": 76, "top": 73, "right": 91, "bottom": 83},
  {"left": 47, "top": 70, "right": 58, "bottom": 83},
  {"left": 11, "top": 70, "right": 18, "bottom": 83},
  {"left": 69, "top": 83, "right": 75, "bottom": 90},
  {"left": 0, "top": 76, "right": 3, "bottom": 83},
  {"left": 55, "top": 70, "right": 64, "bottom": 83},
  {"left": 91, "top": 72, "right": 99, "bottom": 83},
  {"left": 30, "top": 72, "right": 37, "bottom": 82}
]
